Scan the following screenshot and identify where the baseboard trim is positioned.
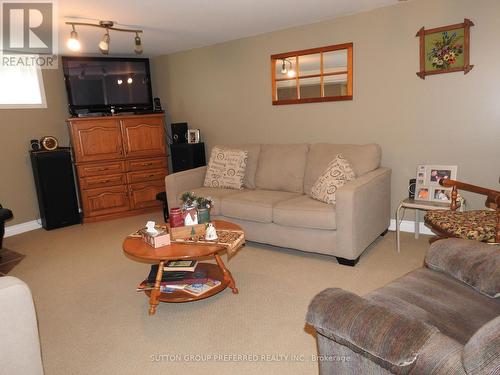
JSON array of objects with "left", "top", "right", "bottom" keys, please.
[
  {"left": 389, "top": 219, "right": 433, "bottom": 236},
  {"left": 4, "top": 220, "right": 42, "bottom": 237},
  {"left": 5, "top": 218, "right": 431, "bottom": 238}
]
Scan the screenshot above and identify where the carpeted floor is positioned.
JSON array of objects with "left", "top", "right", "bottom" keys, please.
[
  {"left": 5, "top": 212, "right": 430, "bottom": 375},
  {"left": 0, "top": 248, "right": 25, "bottom": 275}
]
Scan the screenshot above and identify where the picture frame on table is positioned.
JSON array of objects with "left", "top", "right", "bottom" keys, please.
[
  {"left": 187, "top": 129, "right": 200, "bottom": 144},
  {"left": 414, "top": 165, "right": 458, "bottom": 203}
]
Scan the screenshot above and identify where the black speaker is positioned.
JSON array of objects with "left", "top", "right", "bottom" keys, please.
[
  {"left": 171, "top": 122, "right": 188, "bottom": 144},
  {"left": 409, "top": 178, "right": 416, "bottom": 199},
  {"left": 153, "top": 97, "right": 163, "bottom": 112},
  {"left": 30, "top": 139, "right": 40, "bottom": 151},
  {"left": 30, "top": 149, "right": 80, "bottom": 230},
  {"left": 170, "top": 143, "right": 206, "bottom": 173}
]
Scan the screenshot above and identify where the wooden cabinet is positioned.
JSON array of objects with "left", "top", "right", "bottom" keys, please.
[
  {"left": 121, "top": 116, "right": 166, "bottom": 158},
  {"left": 67, "top": 114, "right": 168, "bottom": 223},
  {"left": 69, "top": 119, "right": 124, "bottom": 163}
]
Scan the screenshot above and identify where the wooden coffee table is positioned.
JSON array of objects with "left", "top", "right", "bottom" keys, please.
[{"left": 123, "top": 220, "right": 242, "bottom": 315}]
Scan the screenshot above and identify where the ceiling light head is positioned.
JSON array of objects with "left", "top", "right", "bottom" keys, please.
[
  {"left": 127, "top": 77, "right": 133, "bottom": 84},
  {"left": 117, "top": 79, "right": 123, "bottom": 85},
  {"left": 67, "top": 25, "right": 81, "bottom": 51},
  {"left": 287, "top": 69, "right": 296, "bottom": 78},
  {"left": 99, "top": 30, "right": 110, "bottom": 55},
  {"left": 134, "top": 33, "right": 143, "bottom": 55}
]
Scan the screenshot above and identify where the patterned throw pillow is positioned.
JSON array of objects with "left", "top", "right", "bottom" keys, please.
[
  {"left": 203, "top": 147, "right": 248, "bottom": 190},
  {"left": 311, "top": 154, "right": 356, "bottom": 204}
]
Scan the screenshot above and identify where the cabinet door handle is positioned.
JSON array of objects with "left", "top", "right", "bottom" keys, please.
[
  {"left": 97, "top": 167, "right": 109, "bottom": 171},
  {"left": 148, "top": 174, "right": 156, "bottom": 178},
  {"left": 143, "top": 162, "right": 153, "bottom": 166},
  {"left": 97, "top": 179, "right": 111, "bottom": 184}
]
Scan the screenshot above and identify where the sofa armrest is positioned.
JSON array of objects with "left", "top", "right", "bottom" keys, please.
[
  {"left": 165, "top": 166, "right": 207, "bottom": 209},
  {"left": 425, "top": 238, "right": 500, "bottom": 298},
  {"left": 306, "top": 288, "right": 438, "bottom": 375},
  {"left": 335, "top": 167, "right": 391, "bottom": 259},
  {"left": 0, "top": 276, "right": 44, "bottom": 375}
]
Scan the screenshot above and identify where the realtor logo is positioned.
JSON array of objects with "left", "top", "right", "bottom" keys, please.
[
  {"left": 2, "top": 2, "right": 52, "bottom": 54},
  {"left": 1, "top": 1, "right": 58, "bottom": 67}
]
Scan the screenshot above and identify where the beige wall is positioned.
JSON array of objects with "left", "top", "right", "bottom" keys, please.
[
  {"left": 0, "top": 66, "right": 69, "bottom": 225},
  {"left": 152, "top": 0, "right": 500, "bottom": 217}
]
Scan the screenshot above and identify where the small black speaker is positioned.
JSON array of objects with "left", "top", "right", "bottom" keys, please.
[
  {"left": 30, "top": 149, "right": 80, "bottom": 230},
  {"left": 153, "top": 97, "right": 163, "bottom": 112},
  {"left": 171, "top": 122, "right": 188, "bottom": 144},
  {"left": 30, "top": 139, "right": 41, "bottom": 151},
  {"left": 409, "top": 178, "right": 416, "bottom": 199},
  {"left": 170, "top": 143, "right": 206, "bottom": 173}
]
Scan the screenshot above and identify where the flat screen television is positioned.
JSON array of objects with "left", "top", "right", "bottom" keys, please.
[{"left": 62, "top": 56, "right": 153, "bottom": 116}]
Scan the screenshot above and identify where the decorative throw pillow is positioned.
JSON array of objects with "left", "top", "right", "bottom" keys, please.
[
  {"left": 203, "top": 147, "right": 248, "bottom": 190},
  {"left": 310, "top": 154, "right": 356, "bottom": 204}
]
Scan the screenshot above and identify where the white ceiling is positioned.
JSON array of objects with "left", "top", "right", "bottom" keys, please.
[{"left": 58, "top": 0, "right": 401, "bottom": 57}]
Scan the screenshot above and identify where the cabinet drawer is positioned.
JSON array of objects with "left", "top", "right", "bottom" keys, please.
[
  {"left": 80, "top": 173, "right": 126, "bottom": 189},
  {"left": 127, "top": 169, "right": 167, "bottom": 184},
  {"left": 126, "top": 157, "right": 167, "bottom": 172},
  {"left": 129, "top": 180, "right": 165, "bottom": 210},
  {"left": 81, "top": 185, "right": 130, "bottom": 217},
  {"left": 77, "top": 161, "right": 125, "bottom": 177}
]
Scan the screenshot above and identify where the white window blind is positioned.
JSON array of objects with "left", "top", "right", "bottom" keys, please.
[{"left": 0, "top": 56, "right": 47, "bottom": 108}]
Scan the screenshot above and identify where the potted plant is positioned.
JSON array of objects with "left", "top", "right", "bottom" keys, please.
[{"left": 196, "top": 196, "right": 213, "bottom": 224}]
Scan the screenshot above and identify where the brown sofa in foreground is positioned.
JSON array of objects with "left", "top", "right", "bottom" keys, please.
[
  {"left": 165, "top": 143, "right": 391, "bottom": 266},
  {"left": 306, "top": 238, "right": 500, "bottom": 374}
]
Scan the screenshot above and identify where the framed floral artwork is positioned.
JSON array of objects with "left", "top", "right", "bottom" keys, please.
[{"left": 416, "top": 19, "right": 474, "bottom": 79}]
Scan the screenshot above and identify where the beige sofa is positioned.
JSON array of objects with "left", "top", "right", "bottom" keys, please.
[
  {"left": 0, "top": 276, "right": 44, "bottom": 375},
  {"left": 165, "top": 143, "right": 391, "bottom": 265}
]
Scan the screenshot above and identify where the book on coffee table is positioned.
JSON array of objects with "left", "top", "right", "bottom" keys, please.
[
  {"left": 183, "top": 279, "right": 221, "bottom": 296},
  {"left": 164, "top": 260, "right": 198, "bottom": 272}
]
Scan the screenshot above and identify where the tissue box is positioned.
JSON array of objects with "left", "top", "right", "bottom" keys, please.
[{"left": 140, "top": 226, "right": 171, "bottom": 248}]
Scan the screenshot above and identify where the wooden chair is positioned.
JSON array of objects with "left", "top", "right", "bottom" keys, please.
[{"left": 424, "top": 179, "right": 500, "bottom": 243}]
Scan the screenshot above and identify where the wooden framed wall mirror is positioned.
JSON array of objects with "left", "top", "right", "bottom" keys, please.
[{"left": 271, "top": 43, "right": 353, "bottom": 105}]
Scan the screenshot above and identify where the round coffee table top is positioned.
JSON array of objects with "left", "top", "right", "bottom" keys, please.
[{"left": 123, "top": 220, "right": 242, "bottom": 262}]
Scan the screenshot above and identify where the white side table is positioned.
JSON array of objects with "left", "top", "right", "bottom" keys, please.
[{"left": 395, "top": 198, "right": 463, "bottom": 252}]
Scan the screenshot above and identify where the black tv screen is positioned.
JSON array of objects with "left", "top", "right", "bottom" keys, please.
[{"left": 62, "top": 56, "right": 153, "bottom": 115}]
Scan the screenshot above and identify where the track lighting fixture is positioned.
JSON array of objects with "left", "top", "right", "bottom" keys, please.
[
  {"left": 66, "top": 20, "right": 144, "bottom": 55},
  {"left": 99, "top": 29, "right": 110, "bottom": 55},
  {"left": 134, "top": 33, "right": 143, "bottom": 55},
  {"left": 67, "top": 24, "right": 81, "bottom": 51}
]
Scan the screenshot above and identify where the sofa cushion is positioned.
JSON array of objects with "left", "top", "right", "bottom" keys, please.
[
  {"left": 273, "top": 195, "right": 336, "bottom": 230},
  {"left": 216, "top": 144, "right": 261, "bottom": 189},
  {"left": 463, "top": 316, "right": 500, "bottom": 375},
  {"left": 180, "top": 187, "right": 241, "bottom": 215},
  {"left": 204, "top": 147, "right": 248, "bottom": 190},
  {"left": 221, "top": 189, "right": 301, "bottom": 223},
  {"left": 255, "top": 144, "right": 309, "bottom": 193},
  {"left": 310, "top": 154, "right": 356, "bottom": 205},
  {"left": 425, "top": 238, "right": 500, "bottom": 298},
  {"left": 304, "top": 143, "right": 381, "bottom": 194},
  {"left": 424, "top": 210, "right": 497, "bottom": 243}
]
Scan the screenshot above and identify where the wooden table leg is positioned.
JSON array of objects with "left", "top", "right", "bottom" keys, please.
[
  {"left": 214, "top": 253, "right": 238, "bottom": 294},
  {"left": 149, "top": 260, "right": 164, "bottom": 315}
]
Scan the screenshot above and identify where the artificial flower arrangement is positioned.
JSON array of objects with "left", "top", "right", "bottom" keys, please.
[
  {"left": 180, "top": 192, "right": 213, "bottom": 209},
  {"left": 427, "top": 31, "right": 463, "bottom": 70}
]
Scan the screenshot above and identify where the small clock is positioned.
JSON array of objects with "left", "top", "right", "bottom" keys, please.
[{"left": 40, "top": 136, "right": 58, "bottom": 151}]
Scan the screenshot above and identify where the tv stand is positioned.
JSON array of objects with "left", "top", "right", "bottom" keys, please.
[{"left": 67, "top": 113, "right": 168, "bottom": 223}]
